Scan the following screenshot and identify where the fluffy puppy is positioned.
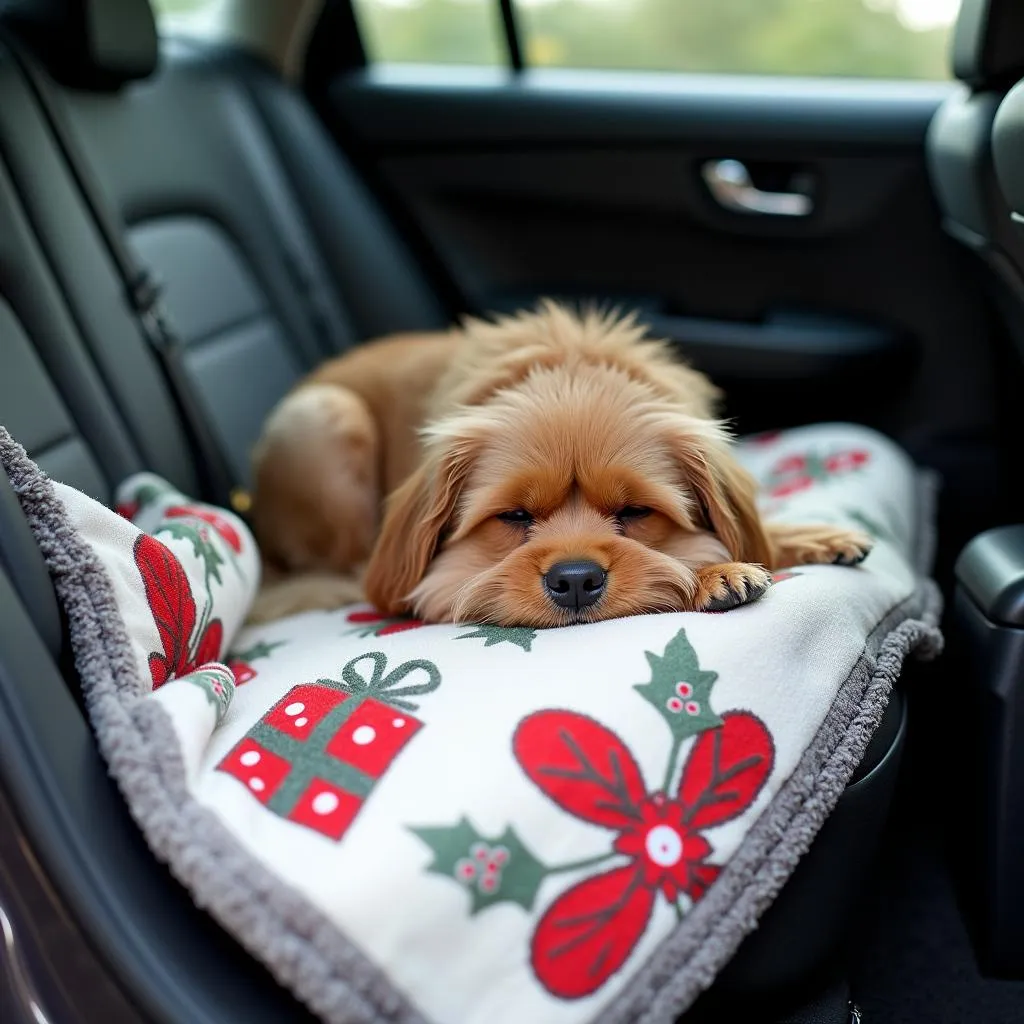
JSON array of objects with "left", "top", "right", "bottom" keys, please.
[{"left": 249, "top": 302, "right": 871, "bottom": 626}]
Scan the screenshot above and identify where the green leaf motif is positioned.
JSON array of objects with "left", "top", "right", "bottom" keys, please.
[
  {"left": 229, "top": 640, "right": 285, "bottom": 663},
  {"left": 154, "top": 520, "right": 225, "bottom": 586},
  {"left": 184, "top": 665, "right": 234, "bottom": 724},
  {"left": 134, "top": 480, "right": 170, "bottom": 508},
  {"left": 410, "top": 818, "right": 549, "bottom": 914},
  {"left": 333, "top": 651, "right": 441, "bottom": 712},
  {"left": 455, "top": 624, "right": 538, "bottom": 652},
  {"left": 634, "top": 628, "right": 723, "bottom": 741}
]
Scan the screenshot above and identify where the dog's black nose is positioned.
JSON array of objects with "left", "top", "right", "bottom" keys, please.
[{"left": 544, "top": 560, "right": 607, "bottom": 610}]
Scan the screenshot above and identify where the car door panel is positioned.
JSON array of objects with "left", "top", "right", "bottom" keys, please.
[{"left": 322, "top": 68, "right": 993, "bottom": 447}]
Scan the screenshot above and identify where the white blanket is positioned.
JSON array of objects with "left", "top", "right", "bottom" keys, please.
[{"left": 0, "top": 422, "right": 941, "bottom": 1024}]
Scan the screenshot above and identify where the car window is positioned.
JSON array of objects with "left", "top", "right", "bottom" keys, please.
[
  {"left": 353, "top": 0, "right": 962, "bottom": 80},
  {"left": 353, "top": 0, "right": 506, "bottom": 67}
]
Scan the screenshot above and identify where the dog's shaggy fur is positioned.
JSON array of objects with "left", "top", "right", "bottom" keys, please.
[{"left": 249, "top": 303, "right": 871, "bottom": 626}]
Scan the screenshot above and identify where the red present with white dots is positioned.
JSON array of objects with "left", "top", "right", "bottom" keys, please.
[{"left": 218, "top": 682, "right": 422, "bottom": 840}]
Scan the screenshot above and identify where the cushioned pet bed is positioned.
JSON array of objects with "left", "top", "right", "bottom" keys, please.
[{"left": 0, "top": 422, "right": 942, "bottom": 1024}]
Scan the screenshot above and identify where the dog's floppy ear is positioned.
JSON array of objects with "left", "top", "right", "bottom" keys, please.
[
  {"left": 364, "top": 430, "right": 479, "bottom": 616},
  {"left": 668, "top": 423, "right": 773, "bottom": 566}
]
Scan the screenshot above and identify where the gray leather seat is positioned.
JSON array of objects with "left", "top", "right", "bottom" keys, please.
[
  {"left": 1, "top": 0, "right": 447, "bottom": 490},
  {"left": 927, "top": 0, "right": 1024, "bottom": 358}
]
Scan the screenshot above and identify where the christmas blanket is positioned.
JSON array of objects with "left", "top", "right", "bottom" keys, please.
[{"left": 0, "top": 422, "right": 942, "bottom": 1024}]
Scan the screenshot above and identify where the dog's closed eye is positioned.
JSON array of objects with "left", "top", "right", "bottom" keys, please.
[
  {"left": 497, "top": 508, "right": 534, "bottom": 526},
  {"left": 616, "top": 505, "right": 652, "bottom": 521}
]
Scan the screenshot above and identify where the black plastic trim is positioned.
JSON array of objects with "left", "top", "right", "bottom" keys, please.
[
  {"left": 955, "top": 524, "right": 1024, "bottom": 627},
  {"left": 497, "top": 0, "right": 523, "bottom": 72},
  {"left": 330, "top": 67, "right": 954, "bottom": 151}
]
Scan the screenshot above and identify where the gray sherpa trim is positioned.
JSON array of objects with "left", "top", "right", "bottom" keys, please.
[{"left": 1, "top": 424, "right": 944, "bottom": 1024}]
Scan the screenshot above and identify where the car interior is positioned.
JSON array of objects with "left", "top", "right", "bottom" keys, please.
[{"left": 1, "top": 1, "right": 1024, "bottom": 1022}]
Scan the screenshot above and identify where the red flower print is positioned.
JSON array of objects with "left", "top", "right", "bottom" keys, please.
[
  {"left": 116, "top": 500, "right": 140, "bottom": 521},
  {"left": 773, "top": 454, "right": 807, "bottom": 474},
  {"left": 134, "top": 534, "right": 223, "bottom": 688},
  {"left": 346, "top": 610, "right": 383, "bottom": 624},
  {"left": 165, "top": 505, "right": 242, "bottom": 553},
  {"left": 345, "top": 609, "right": 426, "bottom": 637},
  {"left": 749, "top": 430, "right": 782, "bottom": 447},
  {"left": 612, "top": 794, "right": 716, "bottom": 902},
  {"left": 515, "top": 709, "right": 773, "bottom": 999},
  {"left": 824, "top": 449, "right": 869, "bottom": 474},
  {"left": 767, "top": 447, "right": 871, "bottom": 499},
  {"left": 229, "top": 661, "right": 256, "bottom": 685},
  {"left": 769, "top": 475, "right": 813, "bottom": 498},
  {"left": 194, "top": 618, "right": 223, "bottom": 666}
]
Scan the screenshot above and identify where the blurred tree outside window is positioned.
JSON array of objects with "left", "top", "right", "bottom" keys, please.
[{"left": 353, "top": 0, "right": 962, "bottom": 80}]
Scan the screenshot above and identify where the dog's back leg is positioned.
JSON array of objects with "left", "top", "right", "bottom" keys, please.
[{"left": 248, "top": 383, "right": 380, "bottom": 619}]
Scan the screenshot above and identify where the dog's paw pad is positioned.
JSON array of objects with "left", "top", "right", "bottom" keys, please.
[{"left": 697, "top": 565, "right": 772, "bottom": 613}]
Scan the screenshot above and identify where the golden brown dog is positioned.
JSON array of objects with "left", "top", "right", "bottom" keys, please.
[{"left": 249, "top": 302, "right": 871, "bottom": 626}]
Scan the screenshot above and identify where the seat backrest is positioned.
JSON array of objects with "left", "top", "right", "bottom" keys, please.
[
  {"left": 926, "top": 0, "right": 1024, "bottom": 359},
  {"left": 927, "top": 0, "right": 1024, "bottom": 246},
  {"left": 0, "top": 0, "right": 447, "bottom": 488},
  {"left": 993, "top": 81, "right": 1024, "bottom": 268}
]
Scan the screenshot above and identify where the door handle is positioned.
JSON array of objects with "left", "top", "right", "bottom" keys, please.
[{"left": 701, "top": 159, "right": 813, "bottom": 218}]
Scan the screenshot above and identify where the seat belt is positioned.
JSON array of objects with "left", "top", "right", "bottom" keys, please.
[
  {"left": 232, "top": 84, "right": 357, "bottom": 360},
  {"left": 6, "top": 42, "right": 247, "bottom": 515}
]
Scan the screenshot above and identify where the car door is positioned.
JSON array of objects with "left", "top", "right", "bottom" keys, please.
[{"left": 305, "top": 0, "right": 1006, "bottom": 580}]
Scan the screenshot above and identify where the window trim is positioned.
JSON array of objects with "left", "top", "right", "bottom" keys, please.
[{"left": 498, "top": 0, "right": 524, "bottom": 72}]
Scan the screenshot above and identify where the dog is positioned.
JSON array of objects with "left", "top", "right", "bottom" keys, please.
[{"left": 248, "top": 302, "right": 872, "bottom": 626}]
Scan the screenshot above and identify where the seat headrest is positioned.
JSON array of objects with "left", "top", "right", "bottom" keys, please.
[
  {"left": 0, "top": 0, "right": 157, "bottom": 90},
  {"left": 953, "top": 0, "right": 1024, "bottom": 90}
]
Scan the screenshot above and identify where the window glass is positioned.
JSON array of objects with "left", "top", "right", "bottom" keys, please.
[
  {"left": 353, "top": 0, "right": 506, "bottom": 66},
  {"left": 150, "top": 0, "right": 223, "bottom": 34},
  {"left": 517, "top": 0, "right": 960, "bottom": 79},
  {"left": 354, "top": 0, "right": 961, "bottom": 79}
]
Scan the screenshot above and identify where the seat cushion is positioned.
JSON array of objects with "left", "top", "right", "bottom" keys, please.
[{"left": 1, "top": 422, "right": 942, "bottom": 1024}]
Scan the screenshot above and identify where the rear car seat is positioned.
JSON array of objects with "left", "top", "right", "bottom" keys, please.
[
  {"left": 0, "top": 2, "right": 909, "bottom": 1020},
  {"left": 1, "top": 0, "right": 447, "bottom": 493}
]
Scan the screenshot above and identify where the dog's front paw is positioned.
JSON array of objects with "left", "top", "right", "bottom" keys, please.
[
  {"left": 692, "top": 562, "right": 772, "bottom": 613},
  {"left": 768, "top": 523, "right": 874, "bottom": 568},
  {"left": 807, "top": 527, "right": 874, "bottom": 566}
]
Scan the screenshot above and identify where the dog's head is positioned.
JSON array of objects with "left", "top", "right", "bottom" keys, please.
[{"left": 364, "top": 306, "right": 771, "bottom": 626}]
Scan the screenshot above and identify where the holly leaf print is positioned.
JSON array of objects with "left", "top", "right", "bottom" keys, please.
[
  {"left": 530, "top": 864, "right": 654, "bottom": 1000},
  {"left": 132, "top": 479, "right": 171, "bottom": 509},
  {"left": 410, "top": 818, "right": 549, "bottom": 914},
  {"left": 634, "top": 628, "right": 723, "bottom": 742},
  {"left": 455, "top": 624, "right": 538, "bottom": 652},
  {"left": 134, "top": 534, "right": 197, "bottom": 687},
  {"left": 513, "top": 710, "right": 646, "bottom": 830},
  {"left": 229, "top": 640, "right": 285, "bottom": 663},
  {"left": 679, "top": 711, "right": 775, "bottom": 830},
  {"left": 154, "top": 520, "right": 225, "bottom": 586}
]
